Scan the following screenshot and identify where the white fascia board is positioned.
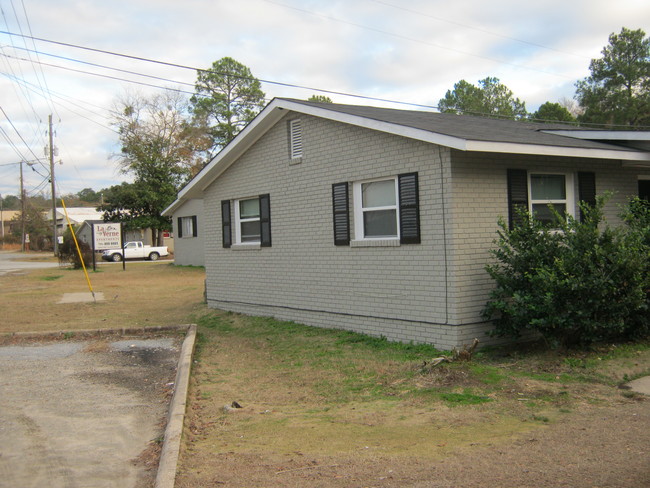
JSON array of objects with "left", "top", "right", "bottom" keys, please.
[
  {"left": 275, "top": 99, "right": 469, "bottom": 150},
  {"left": 542, "top": 129, "right": 650, "bottom": 141},
  {"left": 162, "top": 100, "right": 290, "bottom": 217},
  {"left": 278, "top": 100, "right": 650, "bottom": 161},
  {"left": 465, "top": 140, "right": 650, "bottom": 161}
]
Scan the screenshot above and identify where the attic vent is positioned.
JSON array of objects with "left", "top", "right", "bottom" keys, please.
[{"left": 289, "top": 119, "right": 303, "bottom": 159}]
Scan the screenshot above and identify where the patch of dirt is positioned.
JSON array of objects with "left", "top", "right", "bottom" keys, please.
[{"left": 175, "top": 399, "right": 648, "bottom": 488}]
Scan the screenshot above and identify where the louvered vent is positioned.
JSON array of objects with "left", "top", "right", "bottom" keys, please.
[{"left": 289, "top": 119, "right": 303, "bottom": 159}]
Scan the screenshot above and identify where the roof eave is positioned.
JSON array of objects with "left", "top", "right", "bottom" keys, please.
[
  {"left": 465, "top": 140, "right": 650, "bottom": 161},
  {"left": 161, "top": 99, "right": 650, "bottom": 216}
]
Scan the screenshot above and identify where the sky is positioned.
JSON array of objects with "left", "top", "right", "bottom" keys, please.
[{"left": 1, "top": 0, "right": 649, "bottom": 200}]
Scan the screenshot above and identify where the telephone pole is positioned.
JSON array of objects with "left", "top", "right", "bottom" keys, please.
[
  {"left": 20, "top": 160, "right": 26, "bottom": 252},
  {"left": 49, "top": 114, "right": 57, "bottom": 255}
]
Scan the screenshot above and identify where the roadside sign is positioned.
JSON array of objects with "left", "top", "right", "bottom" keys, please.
[
  {"left": 91, "top": 223, "right": 123, "bottom": 271},
  {"left": 93, "top": 223, "right": 121, "bottom": 250}
]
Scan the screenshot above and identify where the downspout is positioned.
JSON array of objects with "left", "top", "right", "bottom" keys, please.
[{"left": 437, "top": 146, "right": 449, "bottom": 325}]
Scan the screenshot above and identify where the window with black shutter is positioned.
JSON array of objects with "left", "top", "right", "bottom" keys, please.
[
  {"left": 332, "top": 182, "right": 350, "bottom": 246},
  {"left": 221, "top": 200, "right": 232, "bottom": 248},
  {"left": 507, "top": 169, "right": 528, "bottom": 229},
  {"left": 259, "top": 194, "right": 272, "bottom": 247},
  {"left": 398, "top": 172, "right": 421, "bottom": 244},
  {"left": 578, "top": 172, "right": 596, "bottom": 222},
  {"left": 334, "top": 172, "right": 420, "bottom": 246}
]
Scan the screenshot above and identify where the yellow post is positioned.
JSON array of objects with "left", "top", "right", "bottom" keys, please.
[{"left": 60, "top": 198, "right": 96, "bottom": 302}]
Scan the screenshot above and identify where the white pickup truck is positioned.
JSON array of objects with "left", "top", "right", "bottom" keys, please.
[{"left": 101, "top": 241, "right": 169, "bottom": 262}]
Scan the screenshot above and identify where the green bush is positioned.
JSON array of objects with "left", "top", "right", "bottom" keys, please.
[
  {"left": 57, "top": 227, "right": 93, "bottom": 269},
  {"left": 483, "top": 196, "right": 650, "bottom": 348}
]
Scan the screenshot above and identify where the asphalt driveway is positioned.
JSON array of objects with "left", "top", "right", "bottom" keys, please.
[
  {"left": 0, "top": 251, "right": 61, "bottom": 276},
  {"left": 0, "top": 335, "right": 181, "bottom": 488}
]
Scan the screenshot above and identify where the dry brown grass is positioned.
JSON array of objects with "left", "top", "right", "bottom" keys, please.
[
  {"left": 0, "top": 261, "right": 205, "bottom": 334},
  {"left": 3, "top": 260, "right": 650, "bottom": 487}
]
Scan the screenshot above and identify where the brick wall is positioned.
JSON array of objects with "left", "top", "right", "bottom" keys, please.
[
  {"left": 172, "top": 198, "right": 205, "bottom": 266},
  {"left": 448, "top": 151, "right": 645, "bottom": 325},
  {"left": 202, "top": 112, "right": 648, "bottom": 350}
]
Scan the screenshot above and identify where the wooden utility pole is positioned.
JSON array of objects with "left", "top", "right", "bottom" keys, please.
[
  {"left": 20, "top": 160, "right": 25, "bottom": 252},
  {"left": 49, "top": 114, "right": 57, "bottom": 255}
]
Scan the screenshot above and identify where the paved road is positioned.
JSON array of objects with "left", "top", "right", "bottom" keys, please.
[
  {"left": 0, "top": 336, "right": 180, "bottom": 488},
  {"left": 0, "top": 251, "right": 61, "bottom": 276}
]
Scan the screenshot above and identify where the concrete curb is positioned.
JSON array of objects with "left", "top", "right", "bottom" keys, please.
[
  {"left": 155, "top": 323, "right": 197, "bottom": 488},
  {"left": 0, "top": 324, "right": 193, "bottom": 342}
]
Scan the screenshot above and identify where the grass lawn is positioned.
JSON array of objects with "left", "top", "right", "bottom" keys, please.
[
  {"left": 176, "top": 310, "right": 650, "bottom": 487},
  {"left": 0, "top": 260, "right": 206, "bottom": 334},
  {"left": 2, "top": 261, "right": 649, "bottom": 487}
]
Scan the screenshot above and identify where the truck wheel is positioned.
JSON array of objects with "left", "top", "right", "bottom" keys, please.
[
  {"left": 111, "top": 253, "right": 122, "bottom": 262},
  {"left": 149, "top": 252, "right": 160, "bottom": 261}
]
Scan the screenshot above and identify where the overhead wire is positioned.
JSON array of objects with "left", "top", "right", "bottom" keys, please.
[
  {"left": 260, "top": 0, "right": 575, "bottom": 80},
  {"left": 367, "top": 0, "right": 591, "bottom": 60}
]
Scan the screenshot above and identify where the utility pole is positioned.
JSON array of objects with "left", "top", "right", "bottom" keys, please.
[
  {"left": 20, "top": 160, "right": 25, "bottom": 253},
  {"left": 49, "top": 114, "right": 57, "bottom": 255},
  {"left": 0, "top": 192, "right": 4, "bottom": 249}
]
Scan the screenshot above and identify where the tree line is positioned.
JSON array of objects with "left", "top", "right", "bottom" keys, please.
[
  {"left": 4, "top": 27, "right": 647, "bottom": 250},
  {"left": 439, "top": 27, "right": 649, "bottom": 126}
]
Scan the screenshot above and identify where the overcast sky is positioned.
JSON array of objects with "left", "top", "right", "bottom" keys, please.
[{"left": 1, "top": 0, "right": 649, "bottom": 199}]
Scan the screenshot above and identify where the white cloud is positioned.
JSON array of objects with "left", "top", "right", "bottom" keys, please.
[{"left": 1, "top": 0, "right": 649, "bottom": 197}]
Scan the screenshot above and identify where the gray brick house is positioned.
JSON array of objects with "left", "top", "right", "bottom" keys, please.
[{"left": 163, "top": 98, "right": 650, "bottom": 350}]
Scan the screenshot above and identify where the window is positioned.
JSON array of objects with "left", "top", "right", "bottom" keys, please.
[
  {"left": 529, "top": 173, "right": 574, "bottom": 226},
  {"left": 507, "top": 169, "right": 585, "bottom": 229},
  {"left": 222, "top": 194, "right": 271, "bottom": 248},
  {"left": 235, "top": 198, "right": 261, "bottom": 243},
  {"left": 333, "top": 172, "right": 420, "bottom": 246},
  {"left": 353, "top": 177, "right": 399, "bottom": 240},
  {"left": 289, "top": 119, "right": 303, "bottom": 159},
  {"left": 177, "top": 216, "right": 197, "bottom": 238}
]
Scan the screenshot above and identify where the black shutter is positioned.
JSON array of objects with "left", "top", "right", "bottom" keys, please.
[
  {"left": 507, "top": 169, "right": 528, "bottom": 229},
  {"left": 177, "top": 217, "right": 183, "bottom": 238},
  {"left": 398, "top": 172, "right": 421, "bottom": 244},
  {"left": 259, "top": 194, "right": 271, "bottom": 247},
  {"left": 221, "top": 200, "right": 232, "bottom": 248},
  {"left": 191, "top": 215, "right": 198, "bottom": 237},
  {"left": 578, "top": 172, "right": 596, "bottom": 222},
  {"left": 332, "top": 182, "right": 350, "bottom": 246}
]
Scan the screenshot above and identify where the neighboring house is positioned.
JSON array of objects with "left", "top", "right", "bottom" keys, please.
[
  {"left": 47, "top": 207, "right": 104, "bottom": 242},
  {"left": 0, "top": 210, "right": 21, "bottom": 239},
  {"left": 163, "top": 98, "right": 650, "bottom": 350},
  {"left": 163, "top": 198, "right": 204, "bottom": 266}
]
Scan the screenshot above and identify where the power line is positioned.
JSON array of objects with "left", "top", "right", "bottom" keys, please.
[
  {"left": 367, "top": 0, "right": 590, "bottom": 60},
  {"left": 0, "top": 30, "right": 441, "bottom": 108},
  {"left": 0, "top": 104, "right": 43, "bottom": 161},
  {"left": 260, "top": 0, "right": 574, "bottom": 80}
]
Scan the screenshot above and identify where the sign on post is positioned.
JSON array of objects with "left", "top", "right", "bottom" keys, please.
[{"left": 92, "top": 223, "right": 122, "bottom": 271}]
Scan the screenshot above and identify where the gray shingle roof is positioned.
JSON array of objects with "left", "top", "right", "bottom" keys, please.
[{"left": 282, "top": 98, "right": 637, "bottom": 153}]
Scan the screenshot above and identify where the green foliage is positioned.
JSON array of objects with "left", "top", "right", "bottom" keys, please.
[
  {"left": 57, "top": 226, "right": 93, "bottom": 269},
  {"left": 0, "top": 194, "right": 21, "bottom": 210},
  {"left": 438, "top": 77, "right": 528, "bottom": 119},
  {"left": 483, "top": 197, "right": 650, "bottom": 348},
  {"left": 437, "top": 391, "right": 493, "bottom": 406},
  {"left": 575, "top": 27, "right": 650, "bottom": 127},
  {"left": 531, "top": 102, "right": 576, "bottom": 123},
  {"left": 190, "top": 57, "right": 266, "bottom": 160},
  {"left": 109, "top": 91, "right": 192, "bottom": 244},
  {"left": 308, "top": 94, "right": 333, "bottom": 103},
  {"left": 11, "top": 200, "right": 51, "bottom": 251}
]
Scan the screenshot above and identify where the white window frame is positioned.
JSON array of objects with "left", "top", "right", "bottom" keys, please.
[
  {"left": 179, "top": 216, "right": 195, "bottom": 239},
  {"left": 528, "top": 172, "right": 575, "bottom": 225},
  {"left": 352, "top": 176, "right": 400, "bottom": 241},
  {"left": 234, "top": 197, "right": 261, "bottom": 245}
]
